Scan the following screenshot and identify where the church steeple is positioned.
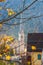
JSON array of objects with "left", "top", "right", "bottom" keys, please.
[
  {"left": 18, "top": 13, "right": 24, "bottom": 53},
  {"left": 18, "top": 0, "right": 25, "bottom": 54},
  {"left": 18, "top": 13, "right": 24, "bottom": 40},
  {"left": 20, "top": 14, "right": 24, "bottom": 32}
]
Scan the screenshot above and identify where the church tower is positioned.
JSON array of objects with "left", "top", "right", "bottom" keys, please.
[{"left": 18, "top": 14, "right": 25, "bottom": 54}]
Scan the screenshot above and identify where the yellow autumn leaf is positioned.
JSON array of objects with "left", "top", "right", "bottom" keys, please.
[
  {"left": 7, "top": 9, "right": 16, "bottom": 16},
  {"left": 6, "top": 55, "right": 11, "bottom": 60}
]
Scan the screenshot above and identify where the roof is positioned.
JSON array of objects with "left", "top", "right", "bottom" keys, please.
[
  {"left": 27, "top": 33, "right": 43, "bottom": 52},
  {"left": 28, "top": 33, "right": 43, "bottom": 42}
]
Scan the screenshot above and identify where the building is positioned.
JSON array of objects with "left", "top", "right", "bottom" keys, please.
[
  {"left": 27, "top": 33, "right": 43, "bottom": 65},
  {"left": 18, "top": 14, "right": 25, "bottom": 54}
]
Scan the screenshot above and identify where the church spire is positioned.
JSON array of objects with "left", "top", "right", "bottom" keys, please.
[
  {"left": 18, "top": 13, "right": 24, "bottom": 54},
  {"left": 20, "top": 14, "right": 24, "bottom": 32}
]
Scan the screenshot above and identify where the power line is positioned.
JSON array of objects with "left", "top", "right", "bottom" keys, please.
[
  {"left": 3, "top": 14, "right": 43, "bottom": 26},
  {"left": 0, "top": 0, "right": 38, "bottom": 24},
  {"left": 15, "top": 14, "right": 43, "bottom": 19},
  {"left": 3, "top": 1, "right": 10, "bottom": 8}
]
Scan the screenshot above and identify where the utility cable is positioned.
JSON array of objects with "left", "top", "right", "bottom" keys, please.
[
  {"left": 0, "top": 0, "right": 38, "bottom": 24},
  {"left": 3, "top": 14, "right": 43, "bottom": 26}
]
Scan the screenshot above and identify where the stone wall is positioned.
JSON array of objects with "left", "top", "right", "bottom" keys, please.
[{"left": 31, "top": 52, "right": 42, "bottom": 65}]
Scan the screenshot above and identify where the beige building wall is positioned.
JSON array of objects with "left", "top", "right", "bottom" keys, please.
[{"left": 31, "top": 52, "right": 42, "bottom": 65}]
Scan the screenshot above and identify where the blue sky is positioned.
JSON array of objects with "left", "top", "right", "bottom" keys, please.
[{"left": 0, "top": 0, "right": 43, "bottom": 42}]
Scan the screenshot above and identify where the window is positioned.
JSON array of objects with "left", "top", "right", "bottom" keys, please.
[{"left": 38, "top": 54, "right": 41, "bottom": 60}]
